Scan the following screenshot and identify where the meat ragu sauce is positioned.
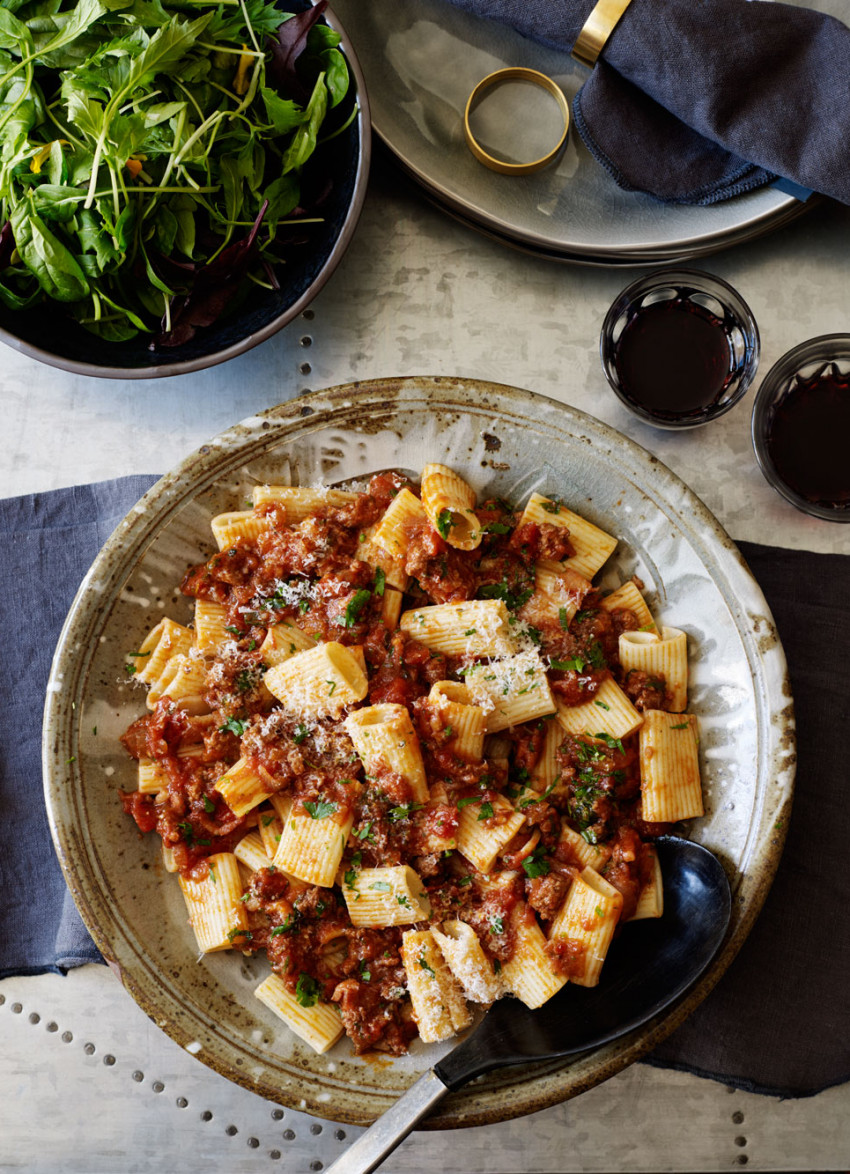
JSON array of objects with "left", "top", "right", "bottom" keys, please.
[{"left": 120, "top": 469, "right": 694, "bottom": 1057}]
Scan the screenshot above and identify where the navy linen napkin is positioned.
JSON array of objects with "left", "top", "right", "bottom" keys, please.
[
  {"left": 2, "top": 478, "right": 848, "bottom": 1098},
  {"left": 445, "top": 0, "right": 850, "bottom": 205}
]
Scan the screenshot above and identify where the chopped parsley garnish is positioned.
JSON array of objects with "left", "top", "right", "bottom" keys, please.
[
  {"left": 127, "top": 650, "right": 150, "bottom": 658},
  {"left": 522, "top": 846, "right": 551, "bottom": 879},
  {"left": 458, "top": 875, "right": 473, "bottom": 886},
  {"left": 338, "top": 588, "right": 372, "bottom": 628},
  {"left": 304, "top": 799, "right": 337, "bottom": 820},
  {"left": 550, "top": 656, "right": 584, "bottom": 673},
  {"left": 373, "top": 567, "right": 386, "bottom": 597},
  {"left": 482, "top": 520, "right": 512, "bottom": 535},
  {"left": 457, "top": 796, "right": 480, "bottom": 810},
  {"left": 477, "top": 801, "right": 494, "bottom": 821},
  {"left": 202, "top": 794, "right": 215, "bottom": 814},
  {"left": 358, "top": 961, "right": 371, "bottom": 982},
  {"left": 354, "top": 822, "right": 375, "bottom": 842},
  {"left": 270, "top": 913, "right": 298, "bottom": 935},
  {"left": 594, "top": 732, "right": 625, "bottom": 755},
  {"left": 490, "top": 915, "right": 504, "bottom": 934},
  {"left": 295, "top": 973, "right": 320, "bottom": 1008},
  {"left": 293, "top": 722, "right": 310, "bottom": 744},
  {"left": 388, "top": 803, "right": 425, "bottom": 822},
  {"left": 670, "top": 722, "right": 690, "bottom": 729},
  {"left": 235, "top": 670, "right": 255, "bottom": 693},
  {"left": 224, "top": 625, "right": 243, "bottom": 636},
  {"left": 326, "top": 680, "right": 337, "bottom": 695},
  {"left": 418, "top": 955, "right": 436, "bottom": 977},
  {"left": 369, "top": 881, "right": 392, "bottom": 893},
  {"left": 343, "top": 851, "right": 363, "bottom": 888},
  {"left": 226, "top": 927, "right": 251, "bottom": 942},
  {"left": 298, "top": 599, "right": 310, "bottom": 614},
  {"left": 220, "top": 716, "right": 247, "bottom": 737},
  {"left": 435, "top": 508, "right": 453, "bottom": 539},
  {"left": 558, "top": 606, "right": 570, "bottom": 630},
  {"left": 397, "top": 895, "right": 411, "bottom": 908},
  {"left": 541, "top": 497, "right": 562, "bottom": 514},
  {"left": 125, "top": 663, "right": 137, "bottom": 676},
  {"left": 595, "top": 700, "right": 611, "bottom": 711},
  {"left": 573, "top": 609, "right": 598, "bottom": 624},
  {"left": 518, "top": 778, "right": 559, "bottom": 808},
  {"left": 586, "top": 641, "right": 607, "bottom": 668},
  {"left": 478, "top": 579, "right": 534, "bottom": 611}
]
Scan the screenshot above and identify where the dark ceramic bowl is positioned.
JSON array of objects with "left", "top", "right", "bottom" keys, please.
[{"left": 0, "top": 2, "right": 370, "bottom": 380}]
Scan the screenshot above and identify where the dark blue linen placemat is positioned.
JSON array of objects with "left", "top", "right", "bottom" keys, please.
[
  {"left": 2, "top": 477, "right": 848, "bottom": 1098},
  {"left": 445, "top": 0, "right": 850, "bottom": 205}
]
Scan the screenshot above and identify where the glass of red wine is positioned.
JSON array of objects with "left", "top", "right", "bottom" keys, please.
[
  {"left": 600, "top": 269, "right": 760, "bottom": 429},
  {"left": 752, "top": 334, "right": 850, "bottom": 521}
]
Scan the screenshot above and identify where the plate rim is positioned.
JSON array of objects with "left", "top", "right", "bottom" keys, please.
[
  {"left": 337, "top": 0, "right": 806, "bottom": 262},
  {"left": 42, "top": 376, "right": 796, "bottom": 1126}
]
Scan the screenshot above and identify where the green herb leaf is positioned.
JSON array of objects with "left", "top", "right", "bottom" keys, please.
[{"left": 295, "top": 973, "right": 320, "bottom": 1008}]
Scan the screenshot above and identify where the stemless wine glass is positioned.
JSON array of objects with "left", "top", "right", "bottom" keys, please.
[
  {"left": 751, "top": 334, "right": 850, "bottom": 521},
  {"left": 600, "top": 269, "right": 760, "bottom": 429}
]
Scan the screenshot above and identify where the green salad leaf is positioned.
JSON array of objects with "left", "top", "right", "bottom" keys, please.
[{"left": 0, "top": 0, "right": 353, "bottom": 344}]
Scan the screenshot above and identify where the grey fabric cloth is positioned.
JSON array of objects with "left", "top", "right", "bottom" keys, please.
[
  {"left": 445, "top": 0, "right": 850, "bottom": 205},
  {"left": 1, "top": 479, "right": 847, "bottom": 1097}
]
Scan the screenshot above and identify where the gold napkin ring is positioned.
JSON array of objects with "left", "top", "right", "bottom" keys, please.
[
  {"left": 463, "top": 68, "right": 570, "bottom": 176},
  {"left": 571, "top": 0, "right": 634, "bottom": 68}
]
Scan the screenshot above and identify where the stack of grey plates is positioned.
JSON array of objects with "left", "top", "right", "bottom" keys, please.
[{"left": 332, "top": 0, "right": 812, "bottom": 267}]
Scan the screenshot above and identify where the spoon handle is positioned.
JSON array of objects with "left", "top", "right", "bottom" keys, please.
[{"left": 324, "top": 1069, "right": 451, "bottom": 1174}]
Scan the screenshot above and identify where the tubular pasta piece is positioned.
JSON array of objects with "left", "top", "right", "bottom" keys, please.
[
  {"left": 548, "top": 866, "right": 623, "bottom": 987},
  {"left": 380, "top": 586, "right": 404, "bottom": 630},
  {"left": 529, "top": 717, "right": 563, "bottom": 791},
  {"left": 425, "top": 681, "right": 487, "bottom": 761},
  {"left": 639, "top": 711, "right": 703, "bottom": 823},
  {"left": 233, "top": 830, "right": 272, "bottom": 873},
  {"left": 138, "top": 744, "right": 204, "bottom": 793},
  {"left": 252, "top": 484, "right": 358, "bottom": 523},
  {"left": 399, "top": 599, "right": 516, "bottom": 657},
  {"left": 462, "top": 651, "right": 556, "bottom": 732},
  {"left": 555, "top": 821, "right": 612, "bottom": 874},
  {"left": 132, "top": 617, "right": 194, "bottom": 686},
  {"left": 263, "top": 641, "right": 368, "bottom": 718},
  {"left": 401, "top": 929, "right": 472, "bottom": 1042},
  {"left": 629, "top": 846, "right": 663, "bottom": 920},
  {"left": 619, "top": 626, "right": 688, "bottom": 713},
  {"left": 500, "top": 905, "right": 568, "bottom": 1008},
  {"left": 148, "top": 650, "right": 209, "bottom": 713},
  {"left": 255, "top": 973, "right": 343, "bottom": 1054},
  {"left": 274, "top": 802, "right": 354, "bottom": 887},
  {"left": 599, "top": 581, "right": 657, "bottom": 633},
  {"left": 456, "top": 795, "right": 525, "bottom": 874},
  {"left": 210, "top": 510, "right": 271, "bottom": 550},
  {"left": 420, "top": 463, "right": 482, "bottom": 551},
  {"left": 260, "top": 622, "right": 318, "bottom": 668},
  {"left": 194, "top": 600, "right": 231, "bottom": 654},
  {"left": 520, "top": 492, "right": 618, "bottom": 580},
  {"left": 178, "top": 853, "right": 250, "bottom": 952},
  {"left": 356, "top": 524, "right": 409, "bottom": 591},
  {"left": 216, "top": 756, "right": 279, "bottom": 818},
  {"left": 528, "top": 566, "right": 593, "bottom": 628},
  {"left": 344, "top": 705, "right": 428, "bottom": 803},
  {"left": 342, "top": 865, "right": 430, "bottom": 927},
  {"left": 432, "top": 920, "right": 504, "bottom": 1003},
  {"left": 370, "top": 488, "right": 427, "bottom": 560},
  {"left": 555, "top": 676, "right": 643, "bottom": 740}
]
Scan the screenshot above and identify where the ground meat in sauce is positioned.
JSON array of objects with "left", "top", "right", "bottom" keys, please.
[{"left": 120, "top": 472, "right": 694, "bottom": 1056}]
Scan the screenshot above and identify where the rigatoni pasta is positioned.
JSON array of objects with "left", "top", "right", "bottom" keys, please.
[{"left": 120, "top": 461, "right": 707, "bottom": 1061}]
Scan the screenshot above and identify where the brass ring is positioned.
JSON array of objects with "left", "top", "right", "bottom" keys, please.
[
  {"left": 571, "top": 0, "right": 634, "bottom": 68},
  {"left": 463, "top": 68, "right": 570, "bottom": 176}
]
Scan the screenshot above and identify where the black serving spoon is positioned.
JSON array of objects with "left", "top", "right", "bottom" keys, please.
[{"left": 326, "top": 837, "right": 732, "bottom": 1174}]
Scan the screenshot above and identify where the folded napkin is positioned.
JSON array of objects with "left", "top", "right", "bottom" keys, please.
[
  {"left": 446, "top": 0, "right": 850, "bottom": 205},
  {"left": 2, "top": 478, "right": 848, "bottom": 1099}
]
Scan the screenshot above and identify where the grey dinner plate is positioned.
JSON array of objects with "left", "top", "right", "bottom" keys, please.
[
  {"left": 43, "top": 378, "right": 794, "bottom": 1128},
  {"left": 333, "top": 0, "right": 827, "bottom": 262}
]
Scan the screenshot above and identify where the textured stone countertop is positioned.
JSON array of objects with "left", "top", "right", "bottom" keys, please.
[{"left": 1, "top": 152, "right": 848, "bottom": 1173}]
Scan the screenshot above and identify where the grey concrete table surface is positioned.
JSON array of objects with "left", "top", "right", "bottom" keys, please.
[{"left": 2, "top": 153, "right": 849, "bottom": 1173}]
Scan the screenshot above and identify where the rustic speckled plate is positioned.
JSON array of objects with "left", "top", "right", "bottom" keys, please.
[{"left": 43, "top": 377, "right": 795, "bottom": 1127}]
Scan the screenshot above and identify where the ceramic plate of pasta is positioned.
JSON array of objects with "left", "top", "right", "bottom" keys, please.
[{"left": 43, "top": 376, "right": 795, "bottom": 1127}]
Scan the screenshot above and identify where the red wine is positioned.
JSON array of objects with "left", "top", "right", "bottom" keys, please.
[
  {"left": 613, "top": 297, "right": 734, "bottom": 421},
  {"left": 766, "top": 367, "right": 850, "bottom": 506}
]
